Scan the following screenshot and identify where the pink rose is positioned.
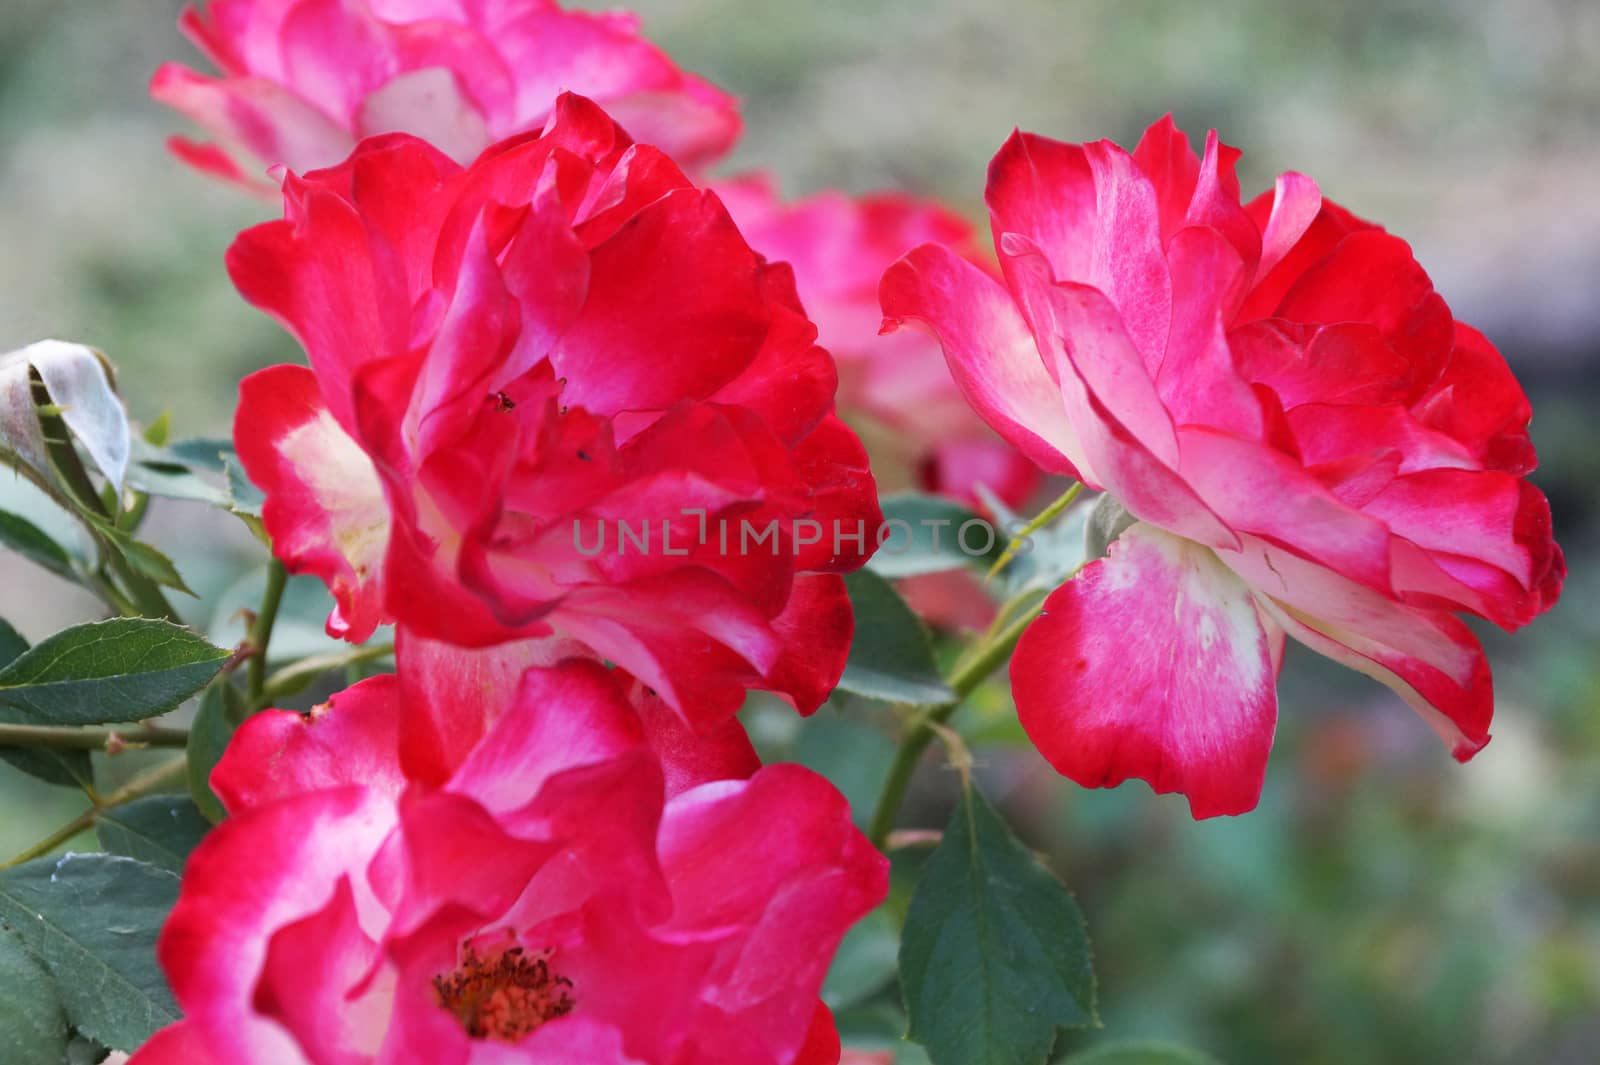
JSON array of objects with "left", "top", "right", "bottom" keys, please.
[
  {"left": 717, "top": 173, "right": 1038, "bottom": 510},
  {"left": 153, "top": 0, "right": 739, "bottom": 193}
]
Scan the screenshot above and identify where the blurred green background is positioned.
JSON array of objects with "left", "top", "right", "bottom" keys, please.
[{"left": 0, "top": 2, "right": 1596, "bottom": 1063}]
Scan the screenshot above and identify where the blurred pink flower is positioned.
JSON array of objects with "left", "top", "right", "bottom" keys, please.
[{"left": 153, "top": 0, "right": 740, "bottom": 193}]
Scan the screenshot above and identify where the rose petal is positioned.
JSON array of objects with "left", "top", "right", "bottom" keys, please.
[
  {"left": 879, "top": 243, "right": 1087, "bottom": 479},
  {"left": 1012, "top": 523, "right": 1279, "bottom": 818},
  {"left": 235, "top": 364, "right": 391, "bottom": 642},
  {"left": 1219, "top": 534, "right": 1494, "bottom": 757},
  {"left": 160, "top": 788, "right": 396, "bottom": 1065},
  {"left": 254, "top": 877, "right": 389, "bottom": 1064},
  {"left": 214, "top": 675, "right": 405, "bottom": 813},
  {"left": 126, "top": 1023, "right": 224, "bottom": 1065},
  {"left": 1129, "top": 114, "right": 1201, "bottom": 242},
  {"left": 150, "top": 64, "right": 356, "bottom": 175}
]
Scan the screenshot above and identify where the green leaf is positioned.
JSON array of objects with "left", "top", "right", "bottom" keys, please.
[
  {"left": 0, "top": 853, "right": 180, "bottom": 1050},
  {"left": 96, "top": 795, "right": 211, "bottom": 875},
  {"left": 0, "top": 620, "right": 94, "bottom": 788},
  {"left": 0, "top": 927, "right": 71, "bottom": 1065},
  {"left": 900, "top": 784, "right": 1096, "bottom": 1065},
  {"left": 141, "top": 412, "right": 172, "bottom": 448},
  {"left": 0, "top": 509, "right": 77, "bottom": 581},
  {"left": 869, "top": 494, "right": 1003, "bottom": 578},
  {"left": 1083, "top": 493, "right": 1138, "bottom": 563},
  {"left": 0, "top": 746, "right": 95, "bottom": 791},
  {"left": 0, "top": 618, "right": 229, "bottom": 727},
  {"left": 64, "top": 1034, "right": 115, "bottom": 1065},
  {"left": 166, "top": 438, "right": 232, "bottom": 473},
  {"left": 90, "top": 521, "right": 196, "bottom": 597},
  {"left": 124, "top": 438, "right": 232, "bottom": 508},
  {"left": 1060, "top": 1042, "right": 1223, "bottom": 1065},
  {"left": 225, "top": 457, "right": 264, "bottom": 518},
  {"left": 837, "top": 571, "right": 954, "bottom": 705},
  {"left": 124, "top": 462, "right": 231, "bottom": 509},
  {"left": 187, "top": 681, "right": 247, "bottom": 823},
  {"left": 225, "top": 458, "right": 268, "bottom": 541},
  {"left": 0, "top": 618, "right": 25, "bottom": 668}
]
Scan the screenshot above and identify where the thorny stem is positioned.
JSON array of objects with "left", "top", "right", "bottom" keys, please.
[
  {"left": 0, "top": 723, "right": 189, "bottom": 751},
  {"left": 986, "top": 481, "right": 1083, "bottom": 580},
  {"left": 254, "top": 640, "right": 395, "bottom": 710},
  {"left": 868, "top": 480, "right": 1094, "bottom": 850},
  {"left": 866, "top": 602, "right": 1044, "bottom": 849}
]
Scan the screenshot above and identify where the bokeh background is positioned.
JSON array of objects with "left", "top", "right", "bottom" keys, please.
[{"left": 1, "top": 2, "right": 1596, "bottom": 1063}]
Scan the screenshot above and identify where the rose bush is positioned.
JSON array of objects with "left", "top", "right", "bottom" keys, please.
[
  {"left": 153, "top": 0, "right": 739, "bottom": 193},
  {"left": 0, "top": 8, "right": 1572, "bottom": 1063},
  {"left": 881, "top": 116, "right": 1565, "bottom": 816},
  {"left": 231, "top": 94, "right": 879, "bottom": 745},
  {"left": 129, "top": 659, "right": 885, "bottom": 1065}
]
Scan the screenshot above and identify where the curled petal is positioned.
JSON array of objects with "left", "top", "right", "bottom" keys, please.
[
  {"left": 150, "top": 64, "right": 355, "bottom": 175},
  {"left": 159, "top": 789, "right": 397, "bottom": 1065},
  {"left": 1155, "top": 226, "right": 1260, "bottom": 438},
  {"left": 1182, "top": 130, "right": 1259, "bottom": 272},
  {"left": 1023, "top": 276, "right": 1237, "bottom": 550},
  {"left": 1273, "top": 230, "right": 1454, "bottom": 395},
  {"left": 988, "top": 131, "right": 1173, "bottom": 370},
  {"left": 1253, "top": 171, "right": 1322, "bottom": 283},
  {"left": 880, "top": 243, "right": 1086, "bottom": 479},
  {"left": 658, "top": 765, "right": 888, "bottom": 1057},
  {"left": 447, "top": 658, "right": 646, "bottom": 818},
  {"left": 254, "top": 877, "right": 387, "bottom": 1064},
  {"left": 631, "top": 682, "right": 761, "bottom": 796},
  {"left": 553, "top": 189, "right": 772, "bottom": 414},
  {"left": 795, "top": 1004, "right": 844, "bottom": 1065},
  {"left": 1175, "top": 425, "right": 1394, "bottom": 594},
  {"left": 235, "top": 365, "right": 391, "bottom": 642}
]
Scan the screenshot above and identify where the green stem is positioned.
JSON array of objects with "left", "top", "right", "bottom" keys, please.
[
  {"left": 245, "top": 559, "right": 289, "bottom": 703},
  {"left": 2, "top": 757, "right": 188, "bottom": 868},
  {"left": 0, "top": 723, "right": 189, "bottom": 751},
  {"left": 987, "top": 481, "right": 1083, "bottom": 580},
  {"left": 255, "top": 640, "right": 394, "bottom": 709},
  {"left": 866, "top": 602, "right": 1044, "bottom": 849}
]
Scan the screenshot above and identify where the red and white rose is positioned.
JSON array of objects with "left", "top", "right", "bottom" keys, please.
[
  {"left": 232, "top": 94, "right": 879, "bottom": 738},
  {"left": 130, "top": 659, "right": 886, "bottom": 1065},
  {"left": 881, "top": 116, "right": 1565, "bottom": 816}
]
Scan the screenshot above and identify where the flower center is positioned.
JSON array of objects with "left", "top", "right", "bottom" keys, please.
[{"left": 432, "top": 940, "right": 575, "bottom": 1043}]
